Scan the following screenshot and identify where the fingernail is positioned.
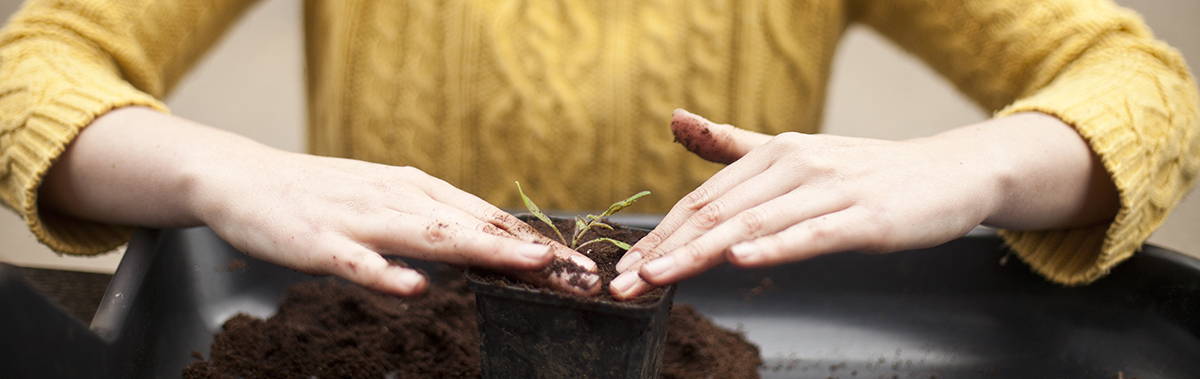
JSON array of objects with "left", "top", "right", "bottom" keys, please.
[
  {"left": 571, "top": 255, "right": 597, "bottom": 271},
  {"left": 730, "top": 242, "right": 760, "bottom": 261},
  {"left": 516, "top": 243, "right": 551, "bottom": 261},
  {"left": 615, "top": 250, "right": 642, "bottom": 272},
  {"left": 610, "top": 271, "right": 640, "bottom": 294},
  {"left": 396, "top": 270, "right": 425, "bottom": 291},
  {"left": 583, "top": 274, "right": 600, "bottom": 289},
  {"left": 641, "top": 256, "right": 675, "bottom": 278}
]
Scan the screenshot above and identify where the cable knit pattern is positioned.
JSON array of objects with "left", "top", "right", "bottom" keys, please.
[
  {"left": 0, "top": 0, "right": 252, "bottom": 255},
  {"left": 1, "top": 0, "right": 1197, "bottom": 286},
  {"left": 851, "top": 0, "right": 1200, "bottom": 284}
]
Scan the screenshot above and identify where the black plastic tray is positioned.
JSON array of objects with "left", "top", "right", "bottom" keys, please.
[{"left": 3, "top": 215, "right": 1199, "bottom": 378}]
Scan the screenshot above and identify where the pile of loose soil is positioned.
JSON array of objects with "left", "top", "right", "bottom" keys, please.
[
  {"left": 662, "top": 305, "right": 764, "bottom": 379},
  {"left": 184, "top": 278, "right": 762, "bottom": 378}
]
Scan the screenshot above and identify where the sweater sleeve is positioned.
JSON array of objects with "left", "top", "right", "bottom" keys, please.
[
  {"left": 0, "top": 0, "right": 257, "bottom": 255},
  {"left": 849, "top": 0, "right": 1200, "bottom": 284}
]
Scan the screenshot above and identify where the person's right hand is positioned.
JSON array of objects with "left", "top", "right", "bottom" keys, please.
[
  {"left": 42, "top": 107, "right": 599, "bottom": 297},
  {"left": 195, "top": 149, "right": 604, "bottom": 295},
  {"left": 191, "top": 150, "right": 601, "bottom": 296}
]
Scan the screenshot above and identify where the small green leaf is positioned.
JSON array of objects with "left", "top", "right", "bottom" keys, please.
[
  {"left": 577, "top": 237, "right": 632, "bottom": 251},
  {"left": 590, "top": 222, "right": 613, "bottom": 230},
  {"left": 598, "top": 190, "right": 651, "bottom": 218},
  {"left": 515, "top": 181, "right": 566, "bottom": 245},
  {"left": 572, "top": 216, "right": 588, "bottom": 248},
  {"left": 574, "top": 216, "right": 587, "bottom": 235}
]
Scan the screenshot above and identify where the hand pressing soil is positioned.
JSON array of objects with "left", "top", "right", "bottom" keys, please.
[
  {"left": 183, "top": 278, "right": 762, "bottom": 378},
  {"left": 472, "top": 216, "right": 666, "bottom": 303}
]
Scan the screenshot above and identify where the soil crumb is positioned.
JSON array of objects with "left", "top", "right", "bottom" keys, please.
[
  {"left": 743, "top": 277, "right": 775, "bottom": 301},
  {"left": 224, "top": 259, "right": 247, "bottom": 272},
  {"left": 184, "top": 278, "right": 761, "bottom": 378}
]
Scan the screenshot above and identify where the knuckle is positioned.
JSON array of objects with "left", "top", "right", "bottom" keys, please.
[
  {"left": 807, "top": 219, "right": 838, "bottom": 242},
  {"left": 737, "top": 209, "right": 766, "bottom": 235},
  {"left": 641, "top": 246, "right": 666, "bottom": 262},
  {"left": 640, "top": 230, "right": 666, "bottom": 246},
  {"left": 681, "top": 188, "right": 711, "bottom": 210},
  {"left": 477, "top": 222, "right": 507, "bottom": 237},
  {"left": 490, "top": 210, "right": 522, "bottom": 228},
  {"left": 422, "top": 222, "right": 451, "bottom": 245},
  {"left": 692, "top": 202, "right": 723, "bottom": 229}
]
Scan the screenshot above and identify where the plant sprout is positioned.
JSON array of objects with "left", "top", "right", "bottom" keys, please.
[{"left": 515, "top": 181, "right": 650, "bottom": 251}]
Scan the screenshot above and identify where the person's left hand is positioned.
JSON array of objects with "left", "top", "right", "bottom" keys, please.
[{"left": 608, "top": 109, "right": 1006, "bottom": 299}]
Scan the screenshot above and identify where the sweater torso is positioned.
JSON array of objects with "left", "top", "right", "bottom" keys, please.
[{"left": 302, "top": 0, "right": 846, "bottom": 211}]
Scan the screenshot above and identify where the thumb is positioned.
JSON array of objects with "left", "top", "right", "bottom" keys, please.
[{"left": 669, "top": 108, "right": 771, "bottom": 164}]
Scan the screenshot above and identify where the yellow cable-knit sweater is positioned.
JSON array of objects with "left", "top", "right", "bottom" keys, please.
[{"left": 1, "top": 0, "right": 1197, "bottom": 285}]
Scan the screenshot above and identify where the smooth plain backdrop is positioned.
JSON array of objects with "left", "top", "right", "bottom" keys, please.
[{"left": 2, "top": 0, "right": 1197, "bottom": 272}]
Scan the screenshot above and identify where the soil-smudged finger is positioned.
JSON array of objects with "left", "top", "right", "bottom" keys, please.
[
  {"left": 327, "top": 243, "right": 427, "bottom": 296},
  {"left": 506, "top": 256, "right": 601, "bottom": 296}
]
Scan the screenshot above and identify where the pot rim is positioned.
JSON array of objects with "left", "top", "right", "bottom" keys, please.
[{"left": 466, "top": 270, "right": 675, "bottom": 317}]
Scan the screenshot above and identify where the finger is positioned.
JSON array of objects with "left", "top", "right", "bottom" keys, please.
[
  {"left": 323, "top": 239, "right": 428, "bottom": 296},
  {"left": 507, "top": 256, "right": 602, "bottom": 297},
  {"left": 417, "top": 177, "right": 601, "bottom": 278},
  {"left": 410, "top": 182, "right": 600, "bottom": 283},
  {"left": 361, "top": 210, "right": 600, "bottom": 295},
  {"left": 609, "top": 270, "right": 657, "bottom": 300},
  {"left": 386, "top": 195, "right": 515, "bottom": 239},
  {"left": 620, "top": 167, "right": 797, "bottom": 273},
  {"left": 418, "top": 176, "right": 556, "bottom": 243},
  {"left": 620, "top": 146, "right": 773, "bottom": 272},
  {"left": 670, "top": 108, "right": 772, "bottom": 164},
  {"left": 727, "top": 207, "right": 876, "bottom": 267},
  {"left": 635, "top": 188, "right": 852, "bottom": 286},
  {"left": 358, "top": 211, "right": 556, "bottom": 270}
]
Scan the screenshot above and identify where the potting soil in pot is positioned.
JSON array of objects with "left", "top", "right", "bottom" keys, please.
[
  {"left": 183, "top": 278, "right": 763, "bottom": 378},
  {"left": 470, "top": 216, "right": 668, "bottom": 303}
]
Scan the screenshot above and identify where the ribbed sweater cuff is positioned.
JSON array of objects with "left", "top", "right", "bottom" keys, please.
[
  {"left": 994, "top": 70, "right": 1159, "bottom": 285},
  {"left": 9, "top": 84, "right": 167, "bottom": 256}
]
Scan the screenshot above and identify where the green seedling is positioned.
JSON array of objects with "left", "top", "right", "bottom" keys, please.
[{"left": 515, "top": 181, "right": 650, "bottom": 251}]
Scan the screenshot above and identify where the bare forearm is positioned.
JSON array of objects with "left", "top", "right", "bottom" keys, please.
[
  {"left": 39, "top": 106, "right": 597, "bottom": 296},
  {"left": 40, "top": 106, "right": 273, "bottom": 228},
  {"left": 923, "top": 112, "right": 1119, "bottom": 230}
]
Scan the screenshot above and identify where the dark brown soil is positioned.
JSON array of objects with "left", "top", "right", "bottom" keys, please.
[
  {"left": 183, "top": 278, "right": 479, "bottom": 378},
  {"left": 185, "top": 217, "right": 761, "bottom": 378},
  {"left": 183, "top": 278, "right": 761, "bottom": 378},
  {"left": 663, "top": 305, "right": 763, "bottom": 379},
  {"left": 474, "top": 216, "right": 666, "bottom": 303}
]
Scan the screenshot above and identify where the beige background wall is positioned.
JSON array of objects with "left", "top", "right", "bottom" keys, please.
[{"left": 1, "top": 0, "right": 1197, "bottom": 273}]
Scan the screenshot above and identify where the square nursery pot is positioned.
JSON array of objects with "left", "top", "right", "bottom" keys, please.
[{"left": 466, "top": 245, "right": 676, "bottom": 378}]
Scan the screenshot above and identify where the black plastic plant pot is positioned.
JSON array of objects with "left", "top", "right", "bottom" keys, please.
[{"left": 466, "top": 269, "right": 676, "bottom": 379}]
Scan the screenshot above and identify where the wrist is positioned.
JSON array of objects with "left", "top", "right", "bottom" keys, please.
[
  {"left": 918, "top": 112, "right": 1112, "bottom": 229},
  {"left": 910, "top": 122, "right": 1015, "bottom": 227},
  {"left": 176, "top": 123, "right": 286, "bottom": 227}
]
